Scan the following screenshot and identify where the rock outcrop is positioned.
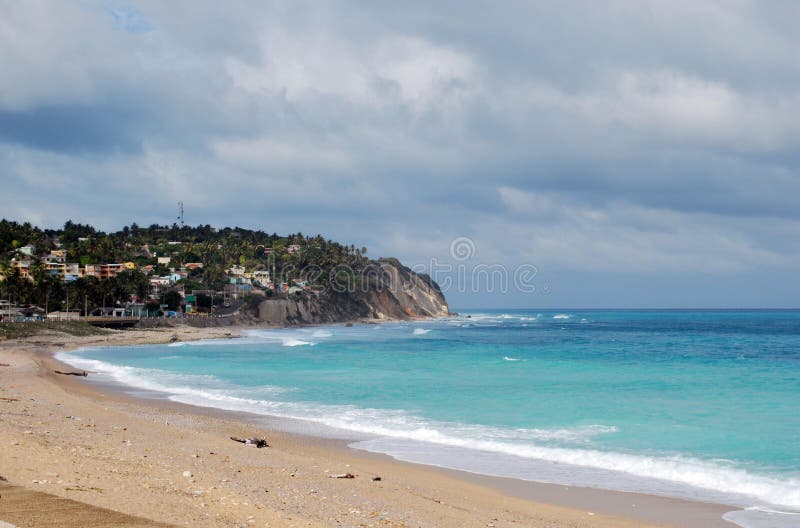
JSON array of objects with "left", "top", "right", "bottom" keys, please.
[{"left": 256, "top": 258, "right": 449, "bottom": 326}]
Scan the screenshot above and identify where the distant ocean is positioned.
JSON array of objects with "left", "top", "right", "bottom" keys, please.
[{"left": 58, "top": 310, "right": 800, "bottom": 528}]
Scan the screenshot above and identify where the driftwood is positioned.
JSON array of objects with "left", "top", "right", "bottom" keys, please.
[
  {"left": 0, "top": 363, "right": 10, "bottom": 367},
  {"left": 230, "top": 436, "right": 269, "bottom": 448},
  {"left": 0, "top": 397, "right": 19, "bottom": 402},
  {"left": 54, "top": 370, "right": 88, "bottom": 377},
  {"left": 372, "top": 476, "right": 382, "bottom": 481},
  {"left": 329, "top": 473, "right": 356, "bottom": 479}
]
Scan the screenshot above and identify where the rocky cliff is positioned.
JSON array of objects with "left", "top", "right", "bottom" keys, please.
[{"left": 256, "top": 258, "right": 449, "bottom": 326}]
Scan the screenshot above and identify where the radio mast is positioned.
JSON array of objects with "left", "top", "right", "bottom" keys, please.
[{"left": 177, "top": 201, "right": 184, "bottom": 227}]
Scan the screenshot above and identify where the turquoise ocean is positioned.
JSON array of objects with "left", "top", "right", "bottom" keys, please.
[{"left": 58, "top": 310, "right": 800, "bottom": 527}]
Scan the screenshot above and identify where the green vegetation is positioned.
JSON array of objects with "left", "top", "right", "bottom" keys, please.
[
  {"left": 0, "top": 320, "right": 108, "bottom": 340},
  {"left": 0, "top": 219, "right": 371, "bottom": 315}
]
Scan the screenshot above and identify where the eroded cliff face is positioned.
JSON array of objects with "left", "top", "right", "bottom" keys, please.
[
  {"left": 362, "top": 258, "right": 449, "bottom": 320},
  {"left": 256, "top": 258, "right": 449, "bottom": 326}
]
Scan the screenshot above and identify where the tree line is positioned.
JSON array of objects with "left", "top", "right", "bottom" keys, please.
[{"left": 0, "top": 219, "right": 372, "bottom": 314}]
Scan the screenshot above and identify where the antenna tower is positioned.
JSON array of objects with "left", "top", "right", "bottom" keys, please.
[{"left": 177, "top": 201, "right": 184, "bottom": 227}]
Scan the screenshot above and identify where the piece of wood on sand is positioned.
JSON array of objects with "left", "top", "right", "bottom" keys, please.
[
  {"left": 53, "top": 370, "right": 88, "bottom": 377},
  {"left": 230, "top": 436, "right": 269, "bottom": 448}
]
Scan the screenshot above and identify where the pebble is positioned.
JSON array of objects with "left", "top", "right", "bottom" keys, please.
[{"left": 182, "top": 471, "right": 193, "bottom": 478}]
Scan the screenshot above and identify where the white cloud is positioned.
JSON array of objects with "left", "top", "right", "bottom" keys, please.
[
  {"left": 609, "top": 71, "right": 739, "bottom": 134},
  {"left": 225, "top": 30, "right": 368, "bottom": 101},
  {"left": 373, "top": 36, "right": 476, "bottom": 105},
  {"left": 225, "top": 30, "right": 477, "bottom": 115}
]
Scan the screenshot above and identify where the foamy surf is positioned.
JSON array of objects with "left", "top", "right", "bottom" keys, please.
[
  {"left": 413, "top": 328, "right": 431, "bottom": 335},
  {"left": 283, "top": 339, "right": 314, "bottom": 347},
  {"left": 243, "top": 329, "right": 318, "bottom": 346},
  {"left": 55, "top": 353, "right": 290, "bottom": 401}
]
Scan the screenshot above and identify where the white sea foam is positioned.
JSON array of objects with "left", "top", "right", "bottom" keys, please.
[
  {"left": 723, "top": 506, "right": 800, "bottom": 528},
  {"left": 56, "top": 353, "right": 289, "bottom": 401},
  {"left": 553, "top": 314, "right": 571, "bottom": 320},
  {"left": 351, "top": 436, "right": 800, "bottom": 513},
  {"left": 283, "top": 339, "right": 314, "bottom": 346},
  {"left": 413, "top": 328, "right": 431, "bottom": 335},
  {"left": 457, "top": 313, "right": 539, "bottom": 326},
  {"left": 503, "top": 356, "right": 521, "bottom": 361},
  {"left": 241, "top": 329, "right": 316, "bottom": 347}
]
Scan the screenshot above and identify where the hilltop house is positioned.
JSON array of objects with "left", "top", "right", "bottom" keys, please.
[
  {"left": 48, "top": 249, "right": 67, "bottom": 262},
  {"left": 10, "top": 259, "right": 31, "bottom": 279},
  {"left": 44, "top": 262, "right": 80, "bottom": 279},
  {"left": 252, "top": 270, "right": 272, "bottom": 287},
  {"left": 83, "top": 263, "right": 136, "bottom": 279}
]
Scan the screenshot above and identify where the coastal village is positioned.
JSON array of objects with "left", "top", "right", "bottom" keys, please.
[{"left": 0, "top": 220, "right": 338, "bottom": 322}]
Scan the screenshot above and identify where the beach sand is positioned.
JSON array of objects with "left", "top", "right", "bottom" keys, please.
[{"left": 0, "top": 326, "right": 735, "bottom": 527}]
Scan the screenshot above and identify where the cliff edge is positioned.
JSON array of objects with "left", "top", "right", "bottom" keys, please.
[{"left": 256, "top": 258, "right": 449, "bottom": 326}]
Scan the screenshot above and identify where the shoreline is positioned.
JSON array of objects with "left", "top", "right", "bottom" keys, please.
[{"left": 0, "top": 324, "right": 736, "bottom": 527}]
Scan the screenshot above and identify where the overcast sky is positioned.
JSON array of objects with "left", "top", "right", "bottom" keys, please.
[{"left": 2, "top": 1, "right": 799, "bottom": 308}]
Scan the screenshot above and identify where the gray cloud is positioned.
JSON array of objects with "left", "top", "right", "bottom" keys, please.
[
  {"left": 1, "top": 0, "right": 799, "bottom": 307},
  {"left": 0, "top": 102, "right": 145, "bottom": 153}
]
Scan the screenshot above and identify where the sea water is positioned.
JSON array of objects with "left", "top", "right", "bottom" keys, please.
[{"left": 58, "top": 310, "right": 800, "bottom": 527}]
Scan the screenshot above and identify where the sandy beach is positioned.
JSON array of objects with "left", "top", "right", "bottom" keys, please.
[{"left": 0, "top": 325, "right": 734, "bottom": 528}]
